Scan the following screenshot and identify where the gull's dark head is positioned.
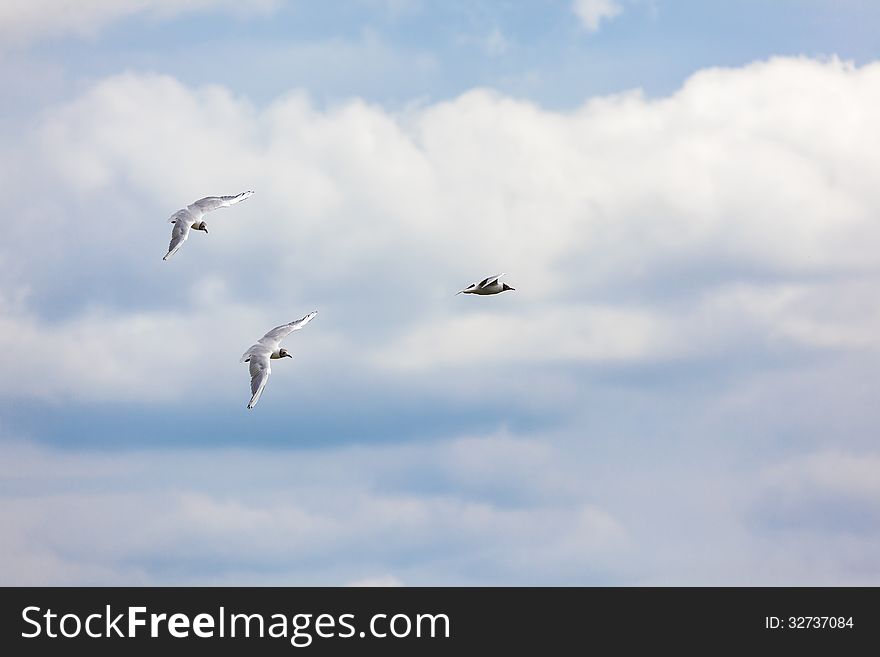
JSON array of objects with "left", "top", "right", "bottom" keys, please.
[
  {"left": 279, "top": 348, "right": 292, "bottom": 358},
  {"left": 197, "top": 221, "right": 209, "bottom": 233},
  {"left": 502, "top": 283, "right": 515, "bottom": 292}
]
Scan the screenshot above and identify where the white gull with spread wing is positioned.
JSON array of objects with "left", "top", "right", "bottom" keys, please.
[
  {"left": 240, "top": 311, "right": 318, "bottom": 409},
  {"left": 163, "top": 190, "right": 254, "bottom": 260}
]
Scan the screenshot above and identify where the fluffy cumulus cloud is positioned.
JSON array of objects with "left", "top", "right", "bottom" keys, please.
[
  {"left": 572, "top": 0, "right": 623, "bottom": 32},
  {"left": 0, "top": 0, "right": 280, "bottom": 47},
  {"left": 2, "top": 56, "right": 879, "bottom": 404},
  {"left": 3, "top": 56, "right": 880, "bottom": 584}
]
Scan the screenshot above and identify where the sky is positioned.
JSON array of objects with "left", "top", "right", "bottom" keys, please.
[{"left": 1, "top": 0, "right": 879, "bottom": 585}]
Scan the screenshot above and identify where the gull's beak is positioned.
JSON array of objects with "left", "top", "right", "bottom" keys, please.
[
  {"left": 509, "top": 287, "right": 515, "bottom": 291},
  {"left": 285, "top": 353, "right": 293, "bottom": 358}
]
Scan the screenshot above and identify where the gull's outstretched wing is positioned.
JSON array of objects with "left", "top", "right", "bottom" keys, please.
[
  {"left": 478, "top": 273, "right": 505, "bottom": 288},
  {"left": 240, "top": 343, "right": 265, "bottom": 363},
  {"left": 258, "top": 311, "right": 318, "bottom": 348},
  {"left": 163, "top": 219, "right": 192, "bottom": 260},
  {"left": 247, "top": 352, "right": 271, "bottom": 409},
  {"left": 188, "top": 191, "right": 255, "bottom": 216},
  {"left": 167, "top": 208, "right": 190, "bottom": 224}
]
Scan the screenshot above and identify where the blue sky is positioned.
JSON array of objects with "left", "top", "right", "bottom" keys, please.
[{"left": 1, "top": 0, "right": 880, "bottom": 585}]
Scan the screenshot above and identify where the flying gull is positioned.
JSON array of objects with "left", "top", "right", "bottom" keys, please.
[
  {"left": 240, "top": 311, "right": 318, "bottom": 409},
  {"left": 163, "top": 190, "right": 254, "bottom": 260},
  {"left": 457, "top": 273, "right": 515, "bottom": 295}
]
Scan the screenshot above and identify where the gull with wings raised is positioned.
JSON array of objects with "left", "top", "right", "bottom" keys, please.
[
  {"left": 240, "top": 311, "right": 318, "bottom": 409},
  {"left": 457, "top": 273, "right": 515, "bottom": 295},
  {"left": 163, "top": 190, "right": 254, "bottom": 260}
]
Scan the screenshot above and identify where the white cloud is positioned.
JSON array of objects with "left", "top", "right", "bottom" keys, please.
[
  {"left": 0, "top": 287, "right": 253, "bottom": 402},
  {"left": 2, "top": 57, "right": 880, "bottom": 406},
  {"left": 572, "top": 0, "right": 623, "bottom": 33},
  {"left": 762, "top": 451, "right": 880, "bottom": 503},
  {"left": 0, "top": 435, "right": 627, "bottom": 585},
  {"left": 704, "top": 280, "right": 880, "bottom": 351},
  {"left": 372, "top": 305, "right": 684, "bottom": 371},
  {"left": 4, "top": 436, "right": 880, "bottom": 586},
  {"left": 0, "top": 0, "right": 279, "bottom": 48},
  {"left": 738, "top": 451, "right": 880, "bottom": 579}
]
